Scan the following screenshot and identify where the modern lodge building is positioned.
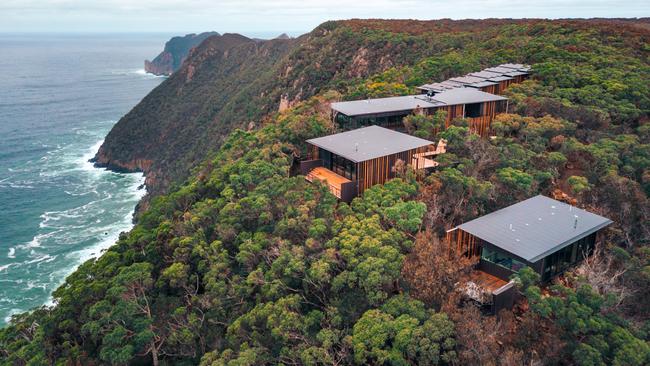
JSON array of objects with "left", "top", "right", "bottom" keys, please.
[
  {"left": 447, "top": 195, "right": 612, "bottom": 313},
  {"left": 301, "top": 64, "right": 617, "bottom": 315},
  {"left": 417, "top": 63, "right": 531, "bottom": 95},
  {"left": 300, "top": 126, "right": 442, "bottom": 201},
  {"left": 331, "top": 63, "right": 530, "bottom": 137},
  {"left": 331, "top": 88, "right": 508, "bottom": 137}
]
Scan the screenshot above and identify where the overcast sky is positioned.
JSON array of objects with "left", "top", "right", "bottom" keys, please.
[{"left": 1, "top": 0, "right": 648, "bottom": 35}]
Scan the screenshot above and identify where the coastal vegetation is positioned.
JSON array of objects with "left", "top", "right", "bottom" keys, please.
[{"left": 2, "top": 18, "right": 649, "bottom": 365}]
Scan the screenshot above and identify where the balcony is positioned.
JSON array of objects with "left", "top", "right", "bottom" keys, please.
[
  {"left": 462, "top": 269, "right": 517, "bottom": 314},
  {"left": 300, "top": 160, "right": 357, "bottom": 202},
  {"left": 412, "top": 139, "right": 446, "bottom": 169},
  {"left": 305, "top": 166, "right": 350, "bottom": 198}
]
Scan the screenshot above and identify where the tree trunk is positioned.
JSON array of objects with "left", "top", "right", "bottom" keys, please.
[{"left": 151, "top": 342, "right": 159, "bottom": 366}]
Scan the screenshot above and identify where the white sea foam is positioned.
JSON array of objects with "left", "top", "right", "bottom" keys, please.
[
  {"left": 20, "top": 233, "right": 48, "bottom": 249},
  {"left": 4, "top": 309, "right": 23, "bottom": 324},
  {"left": 133, "top": 69, "right": 167, "bottom": 78},
  {"left": 25, "top": 254, "right": 54, "bottom": 265},
  {"left": 7, "top": 247, "right": 15, "bottom": 259},
  {"left": 27, "top": 137, "right": 146, "bottom": 310}
]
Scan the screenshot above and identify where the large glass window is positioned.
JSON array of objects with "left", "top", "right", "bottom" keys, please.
[
  {"left": 321, "top": 150, "right": 356, "bottom": 181},
  {"left": 335, "top": 113, "right": 352, "bottom": 128},
  {"left": 465, "top": 103, "right": 482, "bottom": 118},
  {"left": 543, "top": 234, "right": 596, "bottom": 281},
  {"left": 344, "top": 113, "right": 410, "bottom": 131},
  {"left": 543, "top": 244, "right": 574, "bottom": 281},
  {"left": 482, "top": 246, "right": 526, "bottom": 272},
  {"left": 319, "top": 148, "right": 331, "bottom": 169}
]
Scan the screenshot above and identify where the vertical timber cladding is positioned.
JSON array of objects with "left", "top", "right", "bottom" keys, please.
[
  {"left": 356, "top": 146, "right": 430, "bottom": 194},
  {"left": 308, "top": 143, "right": 319, "bottom": 160},
  {"left": 498, "top": 79, "right": 514, "bottom": 93},
  {"left": 511, "top": 74, "right": 528, "bottom": 83},
  {"left": 479, "top": 84, "right": 498, "bottom": 95},
  {"left": 446, "top": 228, "right": 481, "bottom": 258},
  {"left": 456, "top": 100, "right": 508, "bottom": 137},
  {"left": 468, "top": 100, "right": 497, "bottom": 137},
  {"left": 431, "top": 105, "right": 464, "bottom": 128}
]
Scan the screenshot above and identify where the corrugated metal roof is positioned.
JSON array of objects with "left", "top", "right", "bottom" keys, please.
[
  {"left": 504, "top": 71, "right": 528, "bottom": 77},
  {"left": 467, "top": 81, "right": 498, "bottom": 88},
  {"left": 486, "top": 75, "right": 514, "bottom": 82},
  {"left": 448, "top": 76, "right": 487, "bottom": 85},
  {"left": 499, "top": 63, "right": 531, "bottom": 72},
  {"left": 417, "top": 83, "right": 453, "bottom": 92},
  {"left": 441, "top": 81, "right": 464, "bottom": 87},
  {"left": 469, "top": 71, "right": 505, "bottom": 79},
  {"left": 307, "top": 125, "right": 434, "bottom": 163},
  {"left": 455, "top": 195, "right": 613, "bottom": 263},
  {"left": 331, "top": 95, "right": 443, "bottom": 117},
  {"left": 484, "top": 66, "right": 518, "bottom": 74},
  {"left": 431, "top": 88, "right": 507, "bottom": 105},
  {"left": 331, "top": 88, "right": 506, "bottom": 117}
]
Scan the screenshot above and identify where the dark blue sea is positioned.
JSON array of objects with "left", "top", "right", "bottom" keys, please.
[{"left": 0, "top": 34, "right": 168, "bottom": 325}]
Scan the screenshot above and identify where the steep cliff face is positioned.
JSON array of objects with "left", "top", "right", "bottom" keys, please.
[
  {"left": 95, "top": 33, "right": 296, "bottom": 197},
  {"left": 144, "top": 31, "right": 219, "bottom": 75}
]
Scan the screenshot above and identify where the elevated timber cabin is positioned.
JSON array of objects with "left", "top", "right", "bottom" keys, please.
[
  {"left": 331, "top": 63, "right": 530, "bottom": 137},
  {"left": 447, "top": 195, "right": 612, "bottom": 313},
  {"left": 418, "top": 63, "right": 531, "bottom": 95},
  {"left": 331, "top": 88, "right": 508, "bottom": 137},
  {"left": 300, "top": 126, "right": 442, "bottom": 202}
]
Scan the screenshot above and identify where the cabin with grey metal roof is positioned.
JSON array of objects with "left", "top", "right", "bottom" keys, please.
[
  {"left": 331, "top": 88, "right": 509, "bottom": 137},
  {"left": 330, "top": 63, "right": 529, "bottom": 137},
  {"left": 448, "top": 195, "right": 612, "bottom": 312},
  {"left": 300, "top": 126, "right": 440, "bottom": 202},
  {"left": 417, "top": 63, "right": 531, "bottom": 95}
]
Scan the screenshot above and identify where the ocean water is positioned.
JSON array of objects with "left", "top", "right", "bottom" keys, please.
[{"left": 0, "top": 34, "right": 168, "bottom": 326}]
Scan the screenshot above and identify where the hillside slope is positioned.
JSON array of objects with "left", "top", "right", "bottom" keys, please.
[
  {"left": 3, "top": 18, "right": 650, "bottom": 366},
  {"left": 96, "top": 18, "right": 650, "bottom": 202},
  {"left": 94, "top": 33, "right": 296, "bottom": 196}
]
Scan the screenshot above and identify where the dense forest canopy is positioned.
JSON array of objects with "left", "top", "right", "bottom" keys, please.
[{"left": 2, "top": 19, "right": 649, "bottom": 365}]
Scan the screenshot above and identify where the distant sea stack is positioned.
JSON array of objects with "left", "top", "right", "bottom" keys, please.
[{"left": 144, "top": 32, "right": 219, "bottom": 76}]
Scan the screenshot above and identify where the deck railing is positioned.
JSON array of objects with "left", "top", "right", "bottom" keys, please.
[{"left": 306, "top": 170, "right": 342, "bottom": 198}]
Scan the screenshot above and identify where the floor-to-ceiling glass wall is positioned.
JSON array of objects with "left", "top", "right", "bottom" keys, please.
[{"left": 319, "top": 148, "right": 356, "bottom": 181}]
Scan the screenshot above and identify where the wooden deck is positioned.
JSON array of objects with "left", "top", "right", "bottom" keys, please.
[
  {"left": 468, "top": 270, "right": 508, "bottom": 293},
  {"left": 412, "top": 139, "right": 445, "bottom": 169},
  {"left": 412, "top": 156, "right": 439, "bottom": 169},
  {"left": 305, "top": 167, "right": 351, "bottom": 198}
]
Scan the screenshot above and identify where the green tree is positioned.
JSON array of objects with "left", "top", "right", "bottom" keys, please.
[
  {"left": 515, "top": 268, "right": 650, "bottom": 366},
  {"left": 351, "top": 297, "right": 457, "bottom": 365},
  {"left": 568, "top": 175, "right": 591, "bottom": 194},
  {"left": 82, "top": 263, "right": 162, "bottom": 366}
]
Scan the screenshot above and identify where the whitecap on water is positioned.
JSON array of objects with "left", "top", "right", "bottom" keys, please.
[
  {"left": 10, "top": 137, "right": 145, "bottom": 314},
  {"left": 0, "top": 263, "right": 14, "bottom": 272}
]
